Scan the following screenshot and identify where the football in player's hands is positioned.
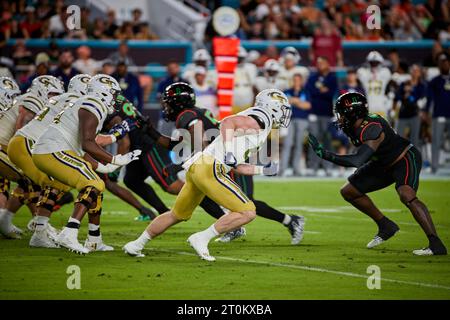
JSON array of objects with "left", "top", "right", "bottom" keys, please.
[
  {"left": 263, "top": 162, "right": 278, "bottom": 176},
  {"left": 111, "top": 149, "right": 142, "bottom": 166},
  {"left": 224, "top": 152, "right": 237, "bottom": 168},
  {"left": 307, "top": 134, "right": 324, "bottom": 158}
]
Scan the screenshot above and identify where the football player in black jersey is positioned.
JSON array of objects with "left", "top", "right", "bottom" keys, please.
[
  {"left": 109, "top": 94, "right": 226, "bottom": 222},
  {"left": 144, "top": 82, "right": 305, "bottom": 245},
  {"left": 308, "top": 92, "right": 447, "bottom": 256}
]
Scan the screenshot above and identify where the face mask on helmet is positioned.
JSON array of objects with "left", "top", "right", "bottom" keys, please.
[
  {"left": 334, "top": 92, "right": 368, "bottom": 134},
  {"left": 0, "top": 87, "right": 14, "bottom": 111},
  {"left": 88, "top": 75, "right": 121, "bottom": 114}
]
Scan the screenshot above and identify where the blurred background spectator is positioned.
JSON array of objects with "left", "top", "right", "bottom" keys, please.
[
  {"left": 112, "top": 60, "right": 143, "bottom": 111},
  {"left": 73, "top": 45, "right": 99, "bottom": 75},
  {"left": 191, "top": 65, "right": 218, "bottom": 117},
  {"left": 108, "top": 40, "right": 136, "bottom": 66},
  {"left": 52, "top": 49, "right": 79, "bottom": 88}
]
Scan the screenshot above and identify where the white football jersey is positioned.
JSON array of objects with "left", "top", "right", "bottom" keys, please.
[
  {"left": 16, "top": 92, "right": 79, "bottom": 142},
  {"left": 183, "top": 106, "right": 273, "bottom": 172},
  {"left": 277, "top": 65, "right": 309, "bottom": 89},
  {"left": 255, "top": 76, "right": 286, "bottom": 92},
  {"left": 357, "top": 67, "right": 392, "bottom": 115},
  {"left": 33, "top": 95, "right": 109, "bottom": 156},
  {"left": 0, "top": 103, "right": 19, "bottom": 147},
  {"left": 233, "top": 63, "right": 258, "bottom": 111},
  {"left": 15, "top": 92, "right": 46, "bottom": 115}
]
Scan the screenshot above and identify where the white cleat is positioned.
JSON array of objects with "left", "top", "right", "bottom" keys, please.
[
  {"left": 187, "top": 233, "right": 216, "bottom": 262},
  {"left": 123, "top": 240, "right": 145, "bottom": 257},
  {"left": 29, "top": 229, "right": 60, "bottom": 248},
  {"left": 84, "top": 236, "right": 114, "bottom": 252},
  {"left": 0, "top": 216, "right": 22, "bottom": 239},
  {"left": 367, "top": 235, "right": 384, "bottom": 249},
  {"left": 287, "top": 215, "right": 305, "bottom": 245},
  {"left": 56, "top": 228, "right": 89, "bottom": 255},
  {"left": 47, "top": 223, "right": 59, "bottom": 241},
  {"left": 412, "top": 248, "right": 434, "bottom": 256},
  {"left": 27, "top": 218, "right": 37, "bottom": 232},
  {"left": 215, "top": 227, "right": 246, "bottom": 243}
]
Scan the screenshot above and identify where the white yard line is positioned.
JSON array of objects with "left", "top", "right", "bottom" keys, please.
[{"left": 132, "top": 247, "right": 450, "bottom": 291}]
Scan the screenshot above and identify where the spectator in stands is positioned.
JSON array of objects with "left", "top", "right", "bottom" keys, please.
[
  {"left": 339, "top": 68, "right": 365, "bottom": 95},
  {"left": 135, "top": 22, "right": 158, "bottom": 40},
  {"left": 105, "top": 9, "right": 119, "bottom": 38},
  {"left": 157, "top": 60, "right": 187, "bottom": 97},
  {"left": 191, "top": 66, "right": 218, "bottom": 117},
  {"left": 278, "top": 46, "right": 309, "bottom": 90},
  {"left": 131, "top": 8, "right": 144, "bottom": 34},
  {"left": 305, "top": 56, "right": 338, "bottom": 175},
  {"left": 4, "top": 19, "right": 26, "bottom": 40},
  {"left": 36, "top": 0, "right": 53, "bottom": 21},
  {"left": 108, "top": 40, "right": 136, "bottom": 66},
  {"left": 73, "top": 45, "right": 99, "bottom": 76},
  {"left": 52, "top": 49, "right": 79, "bottom": 89},
  {"left": 233, "top": 46, "right": 257, "bottom": 114},
  {"left": 394, "top": 64, "right": 426, "bottom": 148},
  {"left": 90, "top": 18, "right": 108, "bottom": 40},
  {"left": 280, "top": 73, "right": 311, "bottom": 176},
  {"left": 21, "top": 52, "right": 50, "bottom": 91},
  {"left": 20, "top": 6, "right": 42, "bottom": 38},
  {"left": 112, "top": 60, "right": 143, "bottom": 111},
  {"left": 49, "top": 4, "right": 68, "bottom": 38},
  {"left": 299, "top": 0, "right": 322, "bottom": 35},
  {"left": 100, "top": 59, "right": 115, "bottom": 75},
  {"left": 47, "top": 41, "right": 60, "bottom": 67},
  {"left": 11, "top": 39, "right": 33, "bottom": 66},
  {"left": 425, "top": 52, "right": 450, "bottom": 174},
  {"left": 115, "top": 21, "right": 135, "bottom": 40},
  {"left": 393, "top": 16, "right": 422, "bottom": 41},
  {"left": 310, "top": 18, "right": 343, "bottom": 67},
  {"left": 254, "top": 45, "right": 279, "bottom": 67}
]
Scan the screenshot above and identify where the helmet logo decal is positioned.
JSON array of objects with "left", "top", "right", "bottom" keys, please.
[
  {"left": 268, "top": 91, "right": 287, "bottom": 104},
  {"left": 3, "top": 79, "right": 14, "bottom": 89},
  {"left": 99, "top": 76, "right": 115, "bottom": 87}
]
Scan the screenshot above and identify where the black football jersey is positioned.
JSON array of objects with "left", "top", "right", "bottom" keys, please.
[
  {"left": 175, "top": 107, "right": 220, "bottom": 145},
  {"left": 350, "top": 114, "right": 411, "bottom": 166}
]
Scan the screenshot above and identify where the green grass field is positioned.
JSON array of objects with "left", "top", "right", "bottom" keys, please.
[{"left": 0, "top": 179, "right": 449, "bottom": 300}]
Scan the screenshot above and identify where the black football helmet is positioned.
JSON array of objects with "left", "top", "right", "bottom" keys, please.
[
  {"left": 334, "top": 92, "right": 368, "bottom": 134},
  {"left": 161, "top": 82, "right": 196, "bottom": 121}
]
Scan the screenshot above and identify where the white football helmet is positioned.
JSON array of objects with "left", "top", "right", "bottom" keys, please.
[
  {"left": 254, "top": 88, "right": 292, "bottom": 128},
  {"left": 0, "top": 77, "right": 20, "bottom": 111},
  {"left": 87, "top": 74, "right": 121, "bottom": 114},
  {"left": 68, "top": 74, "right": 91, "bottom": 95},
  {"left": 238, "top": 46, "right": 248, "bottom": 59},
  {"left": 30, "top": 75, "right": 65, "bottom": 103},
  {"left": 193, "top": 49, "right": 212, "bottom": 66},
  {"left": 366, "top": 51, "right": 384, "bottom": 64},
  {"left": 280, "top": 46, "right": 301, "bottom": 64},
  {"left": 264, "top": 59, "right": 280, "bottom": 74}
]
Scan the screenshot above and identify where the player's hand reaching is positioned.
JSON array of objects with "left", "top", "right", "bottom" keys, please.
[
  {"left": 96, "top": 162, "right": 120, "bottom": 174},
  {"left": 308, "top": 134, "right": 325, "bottom": 159},
  {"left": 224, "top": 152, "right": 237, "bottom": 168},
  {"left": 109, "top": 118, "right": 139, "bottom": 140},
  {"left": 111, "top": 150, "right": 142, "bottom": 166}
]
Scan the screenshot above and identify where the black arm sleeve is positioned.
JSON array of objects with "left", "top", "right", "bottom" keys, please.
[{"left": 323, "top": 144, "right": 375, "bottom": 168}]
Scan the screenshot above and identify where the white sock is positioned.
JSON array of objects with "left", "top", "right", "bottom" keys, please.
[
  {"left": 201, "top": 224, "right": 220, "bottom": 241},
  {"left": 88, "top": 223, "right": 99, "bottom": 231},
  {"left": 0, "top": 208, "right": 6, "bottom": 220},
  {"left": 68, "top": 217, "right": 80, "bottom": 225},
  {"left": 136, "top": 230, "right": 151, "bottom": 248},
  {"left": 282, "top": 215, "right": 292, "bottom": 226},
  {"left": 35, "top": 216, "right": 49, "bottom": 231}
]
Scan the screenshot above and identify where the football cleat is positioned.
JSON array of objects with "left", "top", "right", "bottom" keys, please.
[
  {"left": 134, "top": 215, "right": 151, "bottom": 222},
  {"left": 0, "top": 215, "right": 22, "bottom": 239},
  {"left": 123, "top": 240, "right": 145, "bottom": 257},
  {"left": 56, "top": 228, "right": 89, "bottom": 255},
  {"left": 187, "top": 233, "right": 216, "bottom": 262},
  {"left": 413, "top": 241, "right": 447, "bottom": 256},
  {"left": 29, "top": 229, "right": 60, "bottom": 248},
  {"left": 367, "top": 220, "right": 399, "bottom": 249},
  {"left": 84, "top": 236, "right": 114, "bottom": 252},
  {"left": 46, "top": 223, "right": 59, "bottom": 241},
  {"left": 287, "top": 215, "right": 305, "bottom": 245},
  {"left": 139, "top": 207, "right": 157, "bottom": 220},
  {"left": 27, "top": 217, "right": 37, "bottom": 232},
  {"left": 215, "top": 227, "right": 246, "bottom": 243}
]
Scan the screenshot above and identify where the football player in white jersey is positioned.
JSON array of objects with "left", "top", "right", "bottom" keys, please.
[
  {"left": 182, "top": 48, "right": 217, "bottom": 88},
  {"left": 123, "top": 89, "right": 292, "bottom": 261},
  {"left": 357, "top": 51, "right": 392, "bottom": 117},
  {"left": 254, "top": 59, "right": 286, "bottom": 93},
  {"left": 32, "top": 74, "right": 141, "bottom": 254},
  {"left": 233, "top": 46, "right": 258, "bottom": 113},
  {"left": 0, "top": 77, "right": 27, "bottom": 238},
  {"left": 277, "top": 46, "right": 309, "bottom": 89}
]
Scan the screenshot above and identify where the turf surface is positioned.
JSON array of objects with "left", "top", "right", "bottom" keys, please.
[{"left": 0, "top": 179, "right": 449, "bottom": 299}]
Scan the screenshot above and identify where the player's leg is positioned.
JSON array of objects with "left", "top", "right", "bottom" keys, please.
[
  {"left": 124, "top": 158, "right": 170, "bottom": 215},
  {"left": 33, "top": 151, "right": 106, "bottom": 254},
  {"left": 123, "top": 172, "right": 204, "bottom": 257},
  {"left": 393, "top": 147, "right": 447, "bottom": 255},
  {"left": 344, "top": 162, "right": 400, "bottom": 248}
]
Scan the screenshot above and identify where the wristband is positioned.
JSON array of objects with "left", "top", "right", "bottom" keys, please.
[
  {"left": 254, "top": 166, "right": 264, "bottom": 175},
  {"left": 109, "top": 134, "right": 117, "bottom": 143}
]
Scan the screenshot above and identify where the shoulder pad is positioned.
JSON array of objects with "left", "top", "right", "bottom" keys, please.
[
  {"left": 242, "top": 107, "right": 272, "bottom": 130},
  {"left": 16, "top": 93, "right": 45, "bottom": 114},
  {"left": 77, "top": 96, "right": 108, "bottom": 121},
  {"left": 359, "top": 121, "right": 383, "bottom": 143},
  {"left": 175, "top": 109, "right": 199, "bottom": 129}
]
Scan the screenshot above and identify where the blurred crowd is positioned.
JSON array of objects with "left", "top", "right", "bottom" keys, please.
[
  {"left": 201, "top": 0, "right": 450, "bottom": 43},
  {"left": 0, "top": 0, "right": 158, "bottom": 42}
]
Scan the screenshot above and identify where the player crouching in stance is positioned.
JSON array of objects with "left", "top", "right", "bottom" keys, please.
[
  {"left": 308, "top": 92, "right": 447, "bottom": 256},
  {"left": 124, "top": 89, "right": 292, "bottom": 261},
  {"left": 32, "top": 75, "right": 141, "bottom": 254}
]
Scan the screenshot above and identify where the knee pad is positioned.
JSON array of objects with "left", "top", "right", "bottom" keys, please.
[
  {"left": 75, "top": 186, "right": 101, "bottom": 210},
  {"left": 36, "top": 187, "right": 61, "bottom": 212},
  {"left": 0, "top": 177, "right": 10, "bottom": 199}
]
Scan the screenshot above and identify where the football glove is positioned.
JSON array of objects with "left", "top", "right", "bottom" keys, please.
[
  {"left": 96, "top": 162, "right": 120, "bottom": 174},
  {"left": 109, "top": 118, "right": 139, "bottom": 140},
  {"left": 308, "top": 134, "right": 326, "bottom": 159},
  {"left": 224, "top": 152, "right": 237, "bottom": 168},
  {"left": 111, "top": 150, "right": 142, "bottom": 166},
  {"left": 262, "top": 162, "right": 279, "bottom": 176}
]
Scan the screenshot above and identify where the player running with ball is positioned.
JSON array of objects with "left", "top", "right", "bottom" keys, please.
[
  {"left": 124, "top": 89, "right": 292, "bottom": 261},
  {"left": 308, "top": 92, "right": 447, "bottom": 256}
]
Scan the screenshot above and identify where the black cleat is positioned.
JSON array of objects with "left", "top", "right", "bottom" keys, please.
[
  {"left": 367, "top": 220, "right": 399, "bottom": 249},
  {"left": 138, "top": 206, "right": 157, "bottom": 220},
  {"left": 287, "top": 215, "right": 305, "bottom": 245}
]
